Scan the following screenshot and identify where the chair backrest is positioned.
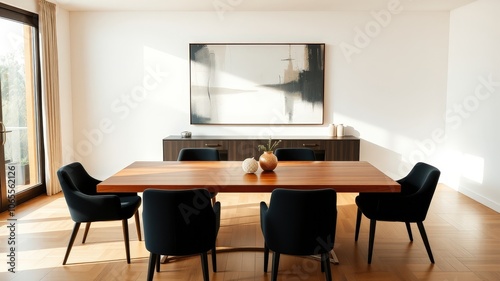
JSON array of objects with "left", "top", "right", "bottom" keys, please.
[
  {"left": 57, "top": 162, "right": 122, "bottom": 222},
  {"left": 57, "top": 162, "right": 100, "bottom": 195},
  {"left": 142, "top": 189, "right": 217, "bottom": 256},
  {"left": 262, "top": 188, "right": 337, "bottom": 256},
  {"left": 274, "top": 148, "right": 316, "bottom": 161},
  {"left": 177, "top": 148, "right": 220, "bottom": 161},
  {"left": 397, "top": 162, "right": 441, "bottom": 219}
]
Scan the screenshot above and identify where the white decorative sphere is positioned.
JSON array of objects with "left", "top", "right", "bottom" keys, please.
[{"left": 242, "top": 157, "right": 259, "bottom": 173}]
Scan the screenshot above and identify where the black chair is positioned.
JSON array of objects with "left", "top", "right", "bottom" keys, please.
[
  {"left": 57, "top": 162, "right": 142, "bottom": 265},
  {"left": 177, "top": 148, "right": 220, "bottom": 204},
  {"left": 177, "top": 148, "right": 220, "bottom": 161},
  {"left": 355, "top": 162, "right": 441, "bottom": 264},
  {"left": 142, "top": 188, "right": 221, "bottom": 281},
  {"left": 260, "top": 188, "right": 337, "bottom": 281},
  {"left": 274, "top": 148, "right": 316, "bottom": 161}
]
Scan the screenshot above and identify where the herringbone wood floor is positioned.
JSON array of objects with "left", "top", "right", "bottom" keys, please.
[{"left": 1, "top": 184, "right": 500, "bottom": 281}]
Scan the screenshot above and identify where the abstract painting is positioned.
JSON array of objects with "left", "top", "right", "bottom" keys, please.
[{"left": 190, "top": 43, "right": 324, "bottom": 125}]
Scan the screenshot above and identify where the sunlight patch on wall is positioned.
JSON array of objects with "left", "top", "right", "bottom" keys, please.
[
  {"left": 435, "top": 149, "right": 484, "bottom": 189},
  {"left": 143, "top": 45, "right": 183, "bottom": 103},
  {"left": 334, "top": 113, "right": 417, "bottom": 155},
  {"left": 461, "top": 153, "right": 484, "bottom": 184}
]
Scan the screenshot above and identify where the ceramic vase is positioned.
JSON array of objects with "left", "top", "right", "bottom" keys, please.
[
  {"left": 259, "top": 151, "right": 278, "bottom": 171},
  {"left": 328, "top": 124, "right": 337, "bottom": 137},
  {"left": 336, "top": 124, "right": 344, "bottom": 137},
  {"left": 242, "top": 157, "right": 259, "bottom": 173}
]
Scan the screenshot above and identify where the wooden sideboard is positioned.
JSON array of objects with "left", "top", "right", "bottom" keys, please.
[{"left": 163, "top": 135, "right": 360, "bottom": 161}]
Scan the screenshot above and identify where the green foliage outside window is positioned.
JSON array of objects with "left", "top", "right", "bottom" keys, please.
[{"left": 0, "top": 51, "right": 29, "bottom": 165}]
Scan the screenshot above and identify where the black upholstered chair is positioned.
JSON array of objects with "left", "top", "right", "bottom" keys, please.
[
  {"left": 142, "top": 189, "right": 221, "bottom": 281},
  {"left": 57, "top": 162, "right": 142, "bottom": 265},
  {"left": 274, "top": 148, "right": 316, "bottom": 161},
  {"left": 177, "top": 148, "right": 220, "bottom": 161},
  {"left": 177, "top": 148, "right": 220, "bottom": 204},
  {"left": 355, "top": 162, "right": 441, "bottom": 264},
  {"left": 260, "top": 188, "right": 337, "bottom": 281}
]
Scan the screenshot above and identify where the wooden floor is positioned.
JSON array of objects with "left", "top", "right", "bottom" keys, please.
[{"left": 1, "top": 184, "right": 500, "bottom": 281}]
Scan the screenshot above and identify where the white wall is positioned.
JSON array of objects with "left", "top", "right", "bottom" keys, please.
[
  {"left": 1, "top": 0, "right": 37, "bottom": 13},
  {"left": 443, "top": 0, "right": 500, "bottom": 211},
  {"left": 66, "top": 8, "right": 450, "bottom": 179}
]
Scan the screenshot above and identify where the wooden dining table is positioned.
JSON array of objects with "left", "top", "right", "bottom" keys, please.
[
  {"left": 97, "top": 160, "right": 400, "bottom": 193},
  {"left": 97, "top": 160, "right": 400, "bottom": 264}
]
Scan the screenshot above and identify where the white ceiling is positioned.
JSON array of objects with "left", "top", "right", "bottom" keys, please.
[{"left": 54, "top": 0, "right": 476, "bottom": 12}]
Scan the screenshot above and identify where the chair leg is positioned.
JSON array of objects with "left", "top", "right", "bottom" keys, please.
[
  {"left": 156, "top": 254, "right": 160, "bottom": 272},
  {"left": 134, "top": 210, "right": 142, "bottom": 241},
  {"left": 263, "top": 243, "right": 269, "bottom": 272},
  {"left": 82, "top": 222, "right": 91, "bottom": 243},
  {"left": 416, "top": 221, "right": 435, "bottom": 263},
  {"left": 405, "top": 222, "right": 413, "bottom": 241},
  {"left": 147, "top": 253, "right": 157, "bottom": 281},
  {"left": 212, "top": 247, "right": 217, "bottom": 272},
  {"left": 122, "top": 219, "right": 131, "bottom": 264},
  {"left": 201, "top": 252, "right": 210, "bottom": 281},
  {"left": 63, "top": 222, "right": 81, "bottom": 265},
  {"left": 355, "top": 208, "right": 362, "bottom": 241},
  {"left": 322, "top": 252, "right": 332, "bottom": 281},
  {"left": 368, "top": 219, "right": 377, "bottom": 264},
  {"left": 271, "top": 252, "right": 280, "bottom": 281}
]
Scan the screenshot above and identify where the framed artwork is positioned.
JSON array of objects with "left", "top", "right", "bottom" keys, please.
[{"left": 189, "top": 43, "right": 325, "bottom": 125}]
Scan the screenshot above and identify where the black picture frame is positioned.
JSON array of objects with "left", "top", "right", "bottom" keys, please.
[{"left": 189, "top": 43, "right": 325, "bottom": 125}]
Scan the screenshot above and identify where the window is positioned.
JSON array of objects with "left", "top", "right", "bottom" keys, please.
[{"left": 0, "top": 3, "right": 45, "bottom": 211}]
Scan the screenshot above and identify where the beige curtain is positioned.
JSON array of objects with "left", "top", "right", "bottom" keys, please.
[{"left": 39, "top": 0, "right": 63, "bottom": 195}]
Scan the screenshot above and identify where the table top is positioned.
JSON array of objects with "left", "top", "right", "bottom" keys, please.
[{"left": 97, "top": 161, "right": 400, "bottom": 193}]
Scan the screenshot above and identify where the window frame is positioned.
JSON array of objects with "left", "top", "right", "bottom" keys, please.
[{"left": 0, "top": 2, "right": 46, "bottom": 211}]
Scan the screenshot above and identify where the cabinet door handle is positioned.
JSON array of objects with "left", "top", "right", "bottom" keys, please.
[
  {"left": 205, "top": 143, "right": 221, "bottom": 147},
  {"left": 302, "top": 143, "right": 318, "bottom": 148}
]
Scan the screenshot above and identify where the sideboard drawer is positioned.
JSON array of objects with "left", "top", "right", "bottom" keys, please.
[
  {"left": 163, "top": 140, "right": 229, "bottom": 160},
  {"left": 281, "top": 140, "right": 325, "bottom": 150},
  {"left": 280, "top": 140, "right": 326, "bottom": 160}
]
